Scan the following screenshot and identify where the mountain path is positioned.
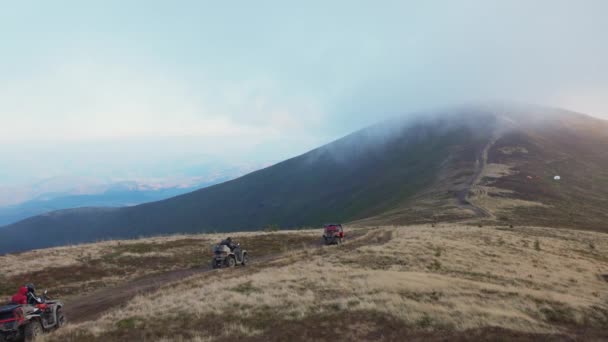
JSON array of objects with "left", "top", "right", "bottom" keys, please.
[
  {"left": 457, "top": 133, "right": 501, "bottom": 219},
  {"left": 64, "top": 229, "right": 369, "bottom": 324}
]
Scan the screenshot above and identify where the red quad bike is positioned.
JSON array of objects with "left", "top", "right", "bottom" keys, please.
[
  {"left": 0, "top": 290, "right": 65, "bottom": 342},
  {"left": 322, "top": 224, "right": 345, "bottom": 245}
]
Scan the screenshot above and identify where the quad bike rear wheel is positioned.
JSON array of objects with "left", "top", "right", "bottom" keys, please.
[
  {"left": 56, "top": 308, "right": 66, "bottom": 328},
  {"left": 24, "top": 320, "right": 43, "bottom": 342}
]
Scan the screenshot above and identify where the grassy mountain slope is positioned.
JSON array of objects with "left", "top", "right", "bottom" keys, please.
[
  {"left": 468, "top": 106, "right": 608, "bottom": 231},
  {"left": 0, "top": 111, "right": 495, "bottom": 254},
  {"left": 4, "top": 224, "right": 606, "bottom": 341},
  {"left": 355, "top": 105, "right": 608, "bottom": 231},
  {"left": 1, "top": 104, "right": 607, "bottom": 254}
]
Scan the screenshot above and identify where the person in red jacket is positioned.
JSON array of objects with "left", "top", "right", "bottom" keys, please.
[{"left": 10, "top": 286, "right": 28, "bottom": 305}]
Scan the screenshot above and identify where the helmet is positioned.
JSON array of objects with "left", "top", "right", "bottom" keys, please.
[
  {"left": 25, "top": 283, "right": 35, "bottom": 293},
  {"left": 226, "top": 237, "right": 232, "bottom": 243}
]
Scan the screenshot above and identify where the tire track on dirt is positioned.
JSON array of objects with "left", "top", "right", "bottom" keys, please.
[{"left": 65, "top": 229, "right": 370, "bottom": 324}]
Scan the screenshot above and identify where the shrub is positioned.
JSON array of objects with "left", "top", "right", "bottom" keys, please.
[
  {"left": 263, "top": 224, "right": 280, "bottom": 232},
  {"left": 434, "top": 247, "right": 442, "bottom": 258},
  {"left": 116, "top": 317, "right": 144, "bottom": 330},
  {"left": 230, "top": 281, "right": 261, "bottom": 295},
  {"left": 428, "top": 259, "right": 442, "bottom": 271},
  {"left": 417, "top": 314, "right": 433, "bottom": 328}
]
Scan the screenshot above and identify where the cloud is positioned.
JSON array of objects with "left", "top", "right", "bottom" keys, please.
[
  {"left": 1, "top": 0, "right": 608, "bottom": 188},
  {"left": 0, "top": 61, "right": 325, "bottom": 143},
  {"left": 0, "top": 60, "right": 329, "bottom": 185}
]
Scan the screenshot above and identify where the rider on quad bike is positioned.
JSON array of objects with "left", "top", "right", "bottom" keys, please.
[
  {"left": 25, "top": 284, "right": 43, "bottom": 306},
  {"left": 10, "top": 287, "right": 28, "bottom": 305},
  {"left": 1, "top": 284, "right": 66, "bottom": 342},
  {"left": 212, "top": 237, "right": 248, "bottom": 268},
  {"left": 220, "top": 237, "right": 243, "bottom": 261}
]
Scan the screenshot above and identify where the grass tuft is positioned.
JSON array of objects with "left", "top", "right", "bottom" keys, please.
[{"left": 230, "top": 281, "right": 262, "bottom": 295}]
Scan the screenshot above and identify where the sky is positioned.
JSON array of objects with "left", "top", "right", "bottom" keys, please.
[{"left": 1, "top": 0, "right": 607, "bottom": 188}]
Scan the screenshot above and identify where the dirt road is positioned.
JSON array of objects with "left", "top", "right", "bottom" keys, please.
[
  {"left": 65, "top": 265, "right": 212, "bottom": 323},
  {"left": 65, "top": 229, "right": 369, "bottom": 323},
  {"left": 456, "top": 133, "right": 500, "bottom": 219}
]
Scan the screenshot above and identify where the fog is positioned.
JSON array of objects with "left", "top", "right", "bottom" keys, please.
[{"left": 1, "top": 0, "right": 607, "bottom": 189}]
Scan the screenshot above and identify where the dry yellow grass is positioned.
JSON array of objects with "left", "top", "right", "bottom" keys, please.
[
  {"left": 0, "top": 229, "right": 321, "bottom": 301},
  {"left": 0, "top": 231, "right": 309, "bottom": 277},
  {"left": 45, "top": 224, "right": 608, "bottom": 341},
  {"left": 0, "top": 230, "right": 320, "bottom": 276}
]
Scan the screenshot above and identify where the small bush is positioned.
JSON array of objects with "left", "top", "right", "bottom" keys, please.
[
  {"left": 540, "top": 305, "right": 576, "bottom": 324},
  {"left": 347, "top": 299, "right": 360, "bottom": 308},
  {"left": 263, "top": 224, "right": 280, "bottom": 232},
  {"left": 534, "top": 239, "right": 541, "bottom": 251},
  {"left": 428, "top": 259, "right": 442, "bottom": 271},
  {"left": 116, "top": 317, "right": 144, "bottom": 330},
  {"left": 417, "top": 314, "right": 433, "bottom": 328},
  {"left": 429, "top": 291, "right": 441, "bottom": 301},
  {"left": 230, "top": 281, "right": 261, "bottom": 295}
]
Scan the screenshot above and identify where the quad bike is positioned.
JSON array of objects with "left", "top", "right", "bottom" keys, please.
[
  {"left": 211, "top": 244, "right": 248, "bottom": 269},
  {"left": 322, "top": 223, "right": 345, "bottom": 245},
  {"left": 0, "top": 290, "right": 65, "bottom": 342}
]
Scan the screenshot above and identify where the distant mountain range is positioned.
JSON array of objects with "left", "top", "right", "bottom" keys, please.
[
  {"left": 0, "top": 163, "right": 267, "bottom": 227},
  {"left": 2, "top": 103, "right": 607, "bottom": 254},
  {"left": 0, "top": 182, "right": 205, "bottom": 227}
]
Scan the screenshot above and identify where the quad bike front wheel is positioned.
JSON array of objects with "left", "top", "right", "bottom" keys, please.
[
  {"left": 24, "top": 320, "right": 43, "bottom": 342},
  {"left": 226, "top": 256, "right": 237, "bottom": 268},
  {"left": 241, "top": 254, "right": 248, "bottom": 266}
]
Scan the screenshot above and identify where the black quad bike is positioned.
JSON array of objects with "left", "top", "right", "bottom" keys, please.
[
  {"left": 211, "top": 243, "right": 248, "bottom": 269},
  {"left": 0, "top": 291, "right": 65, "bottom": 342}
]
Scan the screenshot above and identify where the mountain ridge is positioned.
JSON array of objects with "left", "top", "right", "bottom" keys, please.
[{"left": 1, "top": 104, "right": 607, "bottom": 254}]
